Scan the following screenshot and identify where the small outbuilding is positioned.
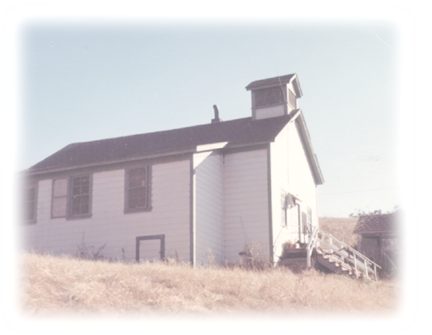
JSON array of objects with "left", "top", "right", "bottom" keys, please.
[{"left": 354, "top": 211, "right": 398, "bottom": 277}]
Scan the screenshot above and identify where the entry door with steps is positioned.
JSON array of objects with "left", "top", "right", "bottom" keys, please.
[{"left": 135, "top": 234, "right": 165, "bottom": 262}]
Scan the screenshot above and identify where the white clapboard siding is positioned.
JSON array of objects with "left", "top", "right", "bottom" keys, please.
[
  {"left": 223, "top": 149, "right": 270, "bottom": 264},
  {"left": 255, "top": 105, "right": 285, "bottom": 120},
  {"left": 270, "top": 121, "right": 318, "bottom": 262},
  {"left": 24, "top": 159, "right": 191, "bottom": 262},
  {"left": 194, "top": 152, "right": 224, "bottom": 265}
]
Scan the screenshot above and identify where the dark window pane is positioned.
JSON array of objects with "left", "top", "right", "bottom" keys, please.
[
  {"left": 129, "top": 168, "right": 146, "bottom": 187},
  {"left": 129, "top": 187, "right": 146, "bottom": 209},
  {"left": 126, "top": 167, "right": 150, "bottom": 210},
  {"left": 79, "top": 196, "right": 90, "bottom": 214},
  {"left": 26, "top": 187, "right": 36, "bottom": 221},
  {"left": 72, "top": 176, "right": 90, "bottom": 196},
  {"left": 70, "top": 176, "right": 91, "bottom": 216},
  {"left": 254, "top": 87, "right": 284, "bottom": 107},
  {"left": 72, "top": 198, "right": 80, "bottom": 214},
  {"left": 71, "top": 195, "right": 90, "bottom": 215}
]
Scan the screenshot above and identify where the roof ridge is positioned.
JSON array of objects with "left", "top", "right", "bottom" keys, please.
[{"left": 70, "top": 116, "right": 254, "bottom": 146}]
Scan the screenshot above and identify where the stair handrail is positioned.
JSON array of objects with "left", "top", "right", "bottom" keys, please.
[
  {"left": 318, "top": 230, "right": 382, "bottom": 271},
  {"left": 319, "top": 230, "right": 382, "bottom": 280}
]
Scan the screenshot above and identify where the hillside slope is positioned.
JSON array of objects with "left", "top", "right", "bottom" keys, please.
[
  {"left": 23, "top": 253, "right": 396, "bottom": 314},
  {"left": 319, "top": 217, "right": 358, "bottom": 247}
]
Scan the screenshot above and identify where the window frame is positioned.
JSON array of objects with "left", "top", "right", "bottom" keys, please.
[
  {"left": 135, "top": 234, "right": 165, "bottom": 262},
  {"left": 25, "top": 181, "right": 38, "bottom": 224},
  {"left": 281, "top": 193, "right": 288, "bottom": 227},
  {"left": 253, "top": 86, "right": 287, "bottom": 109},
  {"left": 124, "top": 165, "right": 152, "bottom": 213},
  {"left": 51, "top": 178, "right": 68, "bottom": 219},
  {"left": 67, "top": 174, "right": 93, "bottom": 219}
]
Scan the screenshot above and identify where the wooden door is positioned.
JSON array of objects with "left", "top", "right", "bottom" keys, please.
[{"left": 135, "top": 235, "right": 165, "bottom": 262}]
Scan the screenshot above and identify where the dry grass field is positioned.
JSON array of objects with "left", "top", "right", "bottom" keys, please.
[
  {"left": 319, "top": 217, "right": 358, "bottom": 247},
  {"left": 23, "top": 252, "right": 397, "bottom": 314}
]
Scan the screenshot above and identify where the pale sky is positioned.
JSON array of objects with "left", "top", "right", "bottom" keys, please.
[{"left": 22, "top": 22, "right": 398, "bottom": 217}]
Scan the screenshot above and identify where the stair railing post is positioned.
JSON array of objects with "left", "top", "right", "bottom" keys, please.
[
  {"left": 306, "top": 227, "right": 317, "bottom": 269},
  {"left": 374, "top": 263, "right": 378, "bottom": 281},
  {"left": 353, "top": 253, "right": 358, "bottom": 278},
  {"left": 364, "top": 259, "right": 369, "bottom": 280}
]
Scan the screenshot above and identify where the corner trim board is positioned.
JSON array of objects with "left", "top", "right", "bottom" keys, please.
[
  {"left": 267, "top": 143, "right": 274, "bottom": 264},
  {"left": 189, "top": 155, "right": 196, "bottom": 266}
]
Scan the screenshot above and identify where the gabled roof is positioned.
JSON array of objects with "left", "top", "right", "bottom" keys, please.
[
  {"left": 245, "top": 73, "right": 303, "bottom": 97},
  {"left": 29, "top": 115, "right": 295, "bottom": 175},
  {"left": 294, "top": 111, "right": 324, "bottom": 185},
  {"left": 354, "top": 212, "right": 399, "bottom": 236},
  {"left": 245, "top": 74, "right": 296, "bottom": 90}
]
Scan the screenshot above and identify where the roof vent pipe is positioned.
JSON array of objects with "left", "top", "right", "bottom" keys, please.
[{"left": 211, "top": 105, "right": 221, "bottom": 124}]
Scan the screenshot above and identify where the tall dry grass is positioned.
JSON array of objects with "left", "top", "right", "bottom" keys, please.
[
  {"left": 319, "top": 217, "right": 358, "bottom": 246},
  {"left": 22, "top": 253, "right": 397, "bottom": 314}
]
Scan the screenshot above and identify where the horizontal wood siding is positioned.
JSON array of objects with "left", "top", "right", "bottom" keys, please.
[
  {"left": 270, "top": 121, "right": 318, "bottom": 262},
  {"left": 23, "top": 159, "right": 191, "bottom": 262},
  {"left": 223, "top": 149, "right": 270, "bottom": 264},
  {"left": 254, "top": 105, "right": 285, "bottom": 120},
  {"left": 194, "top": 152, "right": 224, "bottom": 265}
]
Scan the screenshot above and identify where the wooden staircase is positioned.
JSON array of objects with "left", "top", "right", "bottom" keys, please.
[{"left": 306, "top": 228, "right": 381, "bottom": 280}]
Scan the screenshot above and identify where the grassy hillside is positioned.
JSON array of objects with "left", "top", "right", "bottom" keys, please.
[
  {"left": 23, "top": 253, "right": 397, "bottom": 314},
  {"left": 319, "top": 217, "right": 358, "bottom": 247}
]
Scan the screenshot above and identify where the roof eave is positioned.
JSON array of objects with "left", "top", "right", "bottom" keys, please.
[
  {"left": 291, "top": 74, "right": 303, "bottom": 98},
  {"left": 26, "top": 140, "right": 273, "bottom": 177},
  {"left": 294, "top": 111, "right": 324, "bottom": 185},
  {"left": 245, "top": 74, "right": 296, "bottom": 91}
]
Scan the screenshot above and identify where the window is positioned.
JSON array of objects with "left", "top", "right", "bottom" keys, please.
[
  {"left": 301, "top": 211, "right": 308, "bottom": 233},
  {"left": 302, "top": 208, "right": 313, "bottom": 235},
  {"left": 125, "top": 166, "right": 151, "bottom": 212},
  {"left": 281, "top": 194, "right": 296, "bottom": 227},
  {"left": 253, "top": 87, "right": 285, "bottom": 108},
  {"left": 69, "top": 175, "right": 92, "bottom": 218},
  {"left": 25, "top": 184, "right": 37, "bottom": 223},
  {"left": 307, "top": 208, "right": 312, "bottom": 227},
  {"left": 51, "top": 178, "right": 68, "bottom": 218},
  {"left": 281, "top": 193, "right": 288, "bottom": 227}
]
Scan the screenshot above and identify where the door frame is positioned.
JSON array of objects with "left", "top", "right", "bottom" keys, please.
[{"left": 135, "top": 234, "right": 165, "bottom": 262}]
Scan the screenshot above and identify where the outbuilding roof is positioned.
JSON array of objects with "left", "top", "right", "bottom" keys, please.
[
  {"left": 29, "top": 115, "right": 294, "bottom": 175},
  {"left": 354, "top": 212, "right": 398, "bottom": 236}
]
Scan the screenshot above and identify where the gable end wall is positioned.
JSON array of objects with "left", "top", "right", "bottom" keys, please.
[{"left": 270, "top": 121, "right": 318, "bottom": 262}]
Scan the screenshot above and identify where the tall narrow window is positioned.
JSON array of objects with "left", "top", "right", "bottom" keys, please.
[
  {"left": 25, "top": 184, "right": 37, "bottom": 223},
  {"left": 52, "top": 178, "right": 67, "bottom": 218},
  {"left": 307, "top": 208, "right": 312, "bottom": 228},
  {"left": 281, "top": 194, "right": 287, "bottom": 227},
  {"left": 301, "top": 211, "right": 309, "bottom": 235},
  {"left": 125, "top": 166, "right": 151, "bottom": 212},
  {"left": 69, "top": 175, "right": 91, "bottom": 218}
]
